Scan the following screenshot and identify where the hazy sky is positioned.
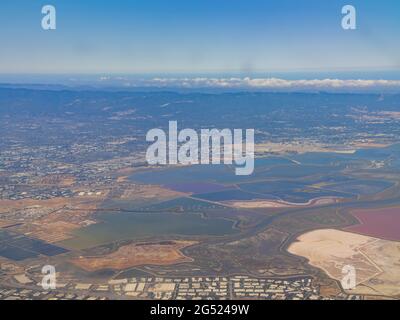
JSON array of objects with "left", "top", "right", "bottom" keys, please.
[{"left": 0, "top": 0, "right": 399, "bottom": 74}]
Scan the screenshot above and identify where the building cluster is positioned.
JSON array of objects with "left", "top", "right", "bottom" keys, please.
[
  {"left": 0, "top": 288, "right": 107, "bottom": 300},
  {"left": 1, "top": 272, "right": 356, "bottom": 300},
  {"left": 0, "top": 140, "right": 146, "bottom": 201}
]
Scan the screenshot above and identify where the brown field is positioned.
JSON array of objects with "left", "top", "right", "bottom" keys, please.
[
  {"left": 16, "top": 221, "right": 80, "bottom": 243},
  {"left": 0, "top": 220, "right": 19, "bottom": 228},
  {"left": 0, "top": 196, "right": 104, "bottom": 241},
  {"left": 226, "top": 200, "right": 293, "bottom": 208},
  {"left": 226, "top": 197, "right": 338, "bottom": 209},
  {"left": 0, "top": 197, "right": 71, "bottom": 214},
  {"left": 0, "top": 196, "right": 103, "bottom": 217},
  {"left": 115, "top": 168, "right": 136, "bottom": 177},
  {"left": 288, "top": 229, "right": 400, "bottom": 297},
  {"left": 120, "top": 185, "right": 186, "bottom": 200},
  {"left": 71, "top": 240, "right": 197, "bottom": 271}
]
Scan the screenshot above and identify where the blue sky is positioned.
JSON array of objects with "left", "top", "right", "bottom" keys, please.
[{"left": 0, "top": 0, "right": 399, "bottom": 74}]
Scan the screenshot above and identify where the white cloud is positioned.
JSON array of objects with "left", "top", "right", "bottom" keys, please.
[{"left": 146, "top": 77, "right": 400, "bottom": 91}]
